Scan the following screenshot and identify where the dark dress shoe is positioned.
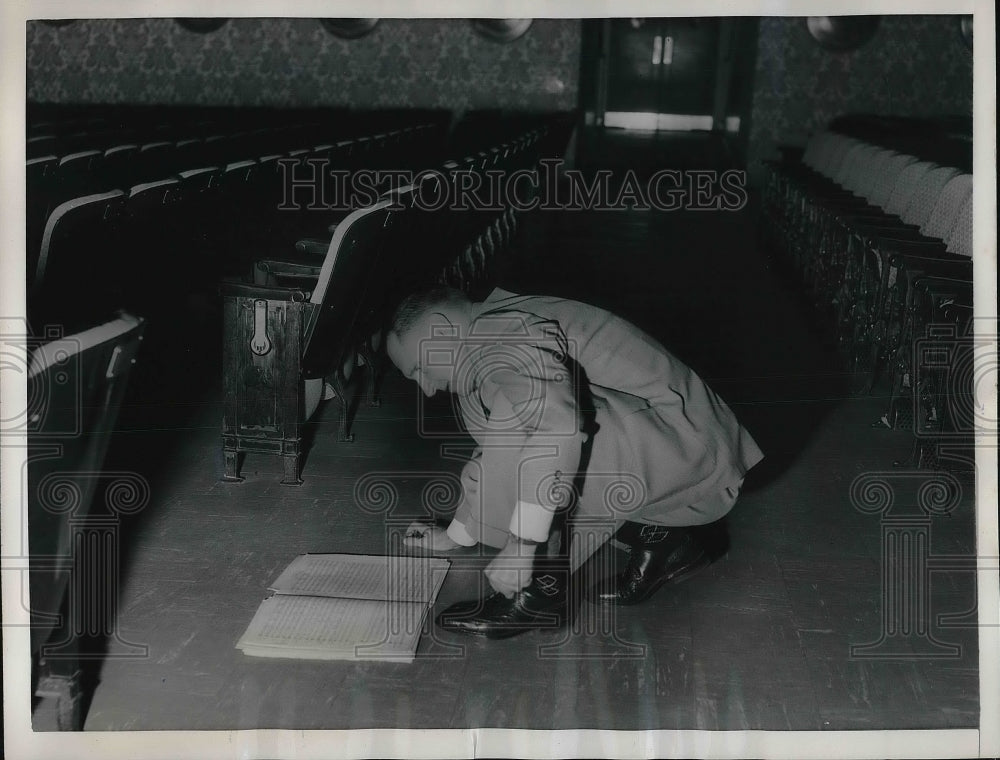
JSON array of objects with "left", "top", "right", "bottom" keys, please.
[
  {"left": 436, "top": 572, "right": 569, "bottom": 639},
  {"left": 587, "top": 522, "right": 724, "bottom": 606}
]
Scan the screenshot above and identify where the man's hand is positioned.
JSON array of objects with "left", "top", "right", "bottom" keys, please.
[
  {"left": 403, "top": 521, "right": 462, "bottom": 552},
  {"left": 484, "top": 538, "right": 537, "bottom": 598}
]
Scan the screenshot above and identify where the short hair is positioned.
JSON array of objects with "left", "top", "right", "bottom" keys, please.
[{"left": 389, "top": 286, "right": 469, "bottom": 336}]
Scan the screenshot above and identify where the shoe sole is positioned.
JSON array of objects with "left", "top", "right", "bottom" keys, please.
[{"left": 436, "top": 605, "right": 570, "bottom": 639}]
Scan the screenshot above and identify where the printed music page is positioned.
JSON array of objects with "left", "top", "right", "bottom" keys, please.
[
  {"left": 236, "top": 553, "right": 451, "bottom": 662},
  {"left": 268, "top": 553, "right": 450, "bottom": 603}
]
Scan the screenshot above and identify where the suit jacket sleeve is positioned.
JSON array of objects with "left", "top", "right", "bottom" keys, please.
[{"left": 470, "top": 312, "right": 585, "bottom": 542}]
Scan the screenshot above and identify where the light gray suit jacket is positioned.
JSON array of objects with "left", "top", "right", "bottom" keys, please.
[{"left": 452, "top": 287, "right": 764, "bottom": 543}]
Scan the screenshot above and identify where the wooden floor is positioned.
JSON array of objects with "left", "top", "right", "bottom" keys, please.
[{"left": 50, "top": 151, "right": 978, "bottom": 732}]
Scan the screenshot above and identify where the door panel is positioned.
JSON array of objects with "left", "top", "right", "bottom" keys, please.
[
  {"left": 604, "top": 17, "right": 720, "bottom": 124},
  {"left": 658, "top": 19, "right": 719, "bottom": 115},
  {"left": 606, "top": 18, "right": 663, "bottom": 113}
]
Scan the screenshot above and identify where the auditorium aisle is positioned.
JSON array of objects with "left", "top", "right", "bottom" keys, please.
[{"left": 76, "top": 184, "right": 978, "bottom": 732}]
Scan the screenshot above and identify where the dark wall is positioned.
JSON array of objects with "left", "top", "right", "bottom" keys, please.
[
  {"left": 26, "top": 18, "right": 581, "bottom": 111},
  {"left": 746, "top": 15, "right": 973, "bottom": 183}
]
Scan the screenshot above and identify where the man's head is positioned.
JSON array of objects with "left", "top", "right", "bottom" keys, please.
[{"left": 386, "top": 286, "right": 474, "bottom": 397}]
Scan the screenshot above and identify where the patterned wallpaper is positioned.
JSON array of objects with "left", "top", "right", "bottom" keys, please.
[
  {"left": 747, "top": 15, "right": 973, "bottom": 181},
  {"left": 26, "top": 18, "right": 581, "bottom": 110},
  {"left": 27, "top": 15, "right": 974, "bottom": 179}
]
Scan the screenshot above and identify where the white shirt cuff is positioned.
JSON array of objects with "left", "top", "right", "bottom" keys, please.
[
  {"left": 446, "top": 518, "right": 478, "bottom": 547},
  {"left": 508, "top": 500, "right": 553, "bottom": 543}
]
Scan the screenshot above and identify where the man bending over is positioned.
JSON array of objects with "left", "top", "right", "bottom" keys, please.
[{"left": 386, "top": 286, "right": 763, "bottom": 638}]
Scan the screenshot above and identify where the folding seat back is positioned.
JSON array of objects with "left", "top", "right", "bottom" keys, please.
[
  {"left": 900, "top": 166, "right": 961, "bottom": 229},
  {"left": 922, "top": 173, "right": 972, "bottom": 240},
  {"left": 823, "top": 134, "right": 856, "bottom": 169},
  {"left": 174, "top": 166, "right": 226, "bottom": 269},
  {"left": 133, "top": 141, "right": 174, "bottom": 185},
  {"left": 340, "top": 184, "right": 428, "bottom": 346},
  {"left": 410, "top": 168, "right": 470, "bottom": 280},
  {"left": 809, "top": 133, "right": 842, "bottom": 174},
  {"left": 174, "top": 137, "right": 206, "bottom": 171},
  {"left": 119, "top": 179, "right": 185, "bottom": 305},
  {"left": 127, "top": 177, "right": 182, "bottom": 210},
  {"left": 26, "top": 156, "right": 58, "bottom": 191},
  {"left": 204, "top": 134, "right": 236, "bottom": 164},
  {"left": 102, "top": 144, "right": 139, "bottom": 190},
  {"left": 822, "top": 137, "right": 860, "bottom": 180},
  {"left": 310, "top": 142, "right": 336, "bottom": 165},
  {"left": 32, "top": 190, "right": 127, "bottom": 308},
  {"left": 352, "top": 135, "right": 373, "bottom": 162},
  {"left": 56, "top": 150, "right": 106, "bottom": 196},
  {"left": 27, "top": 134, "right": 57, "bottom": 159},
  {"left": 207, "top": 160, "right": 258, "bottom": 269},
  {"left": 869, "top": 152, "right": 918, "bottom": 209},
  {"left": 944, "top": 193, "right": 973, "bottom": 257},
  {"left": 854, "top": 148, "right": 896, "bottom": 202},
  {"left": 488, "top": 145, "right": 506, "bottom": 167},
  {"left": 838, "top": 144, "right": 880, "bottom": 193},
  {"left": 27, "top": 156, "right": 59, "bottom": 282},
  {"left": 27, "top": 312, "right": 145, "bottom": 722},
  {"left": 365, "top": 133, "right": 393, "bottom": 170},
  {"left": 60, "top": 128, "right": 121, "bottom": 156},
  {"left": 218, "top": 159, "right": 256, "bottom": 191},
  {"left": 177, "top": 165, "right": 222, "bottom": 194},
  {"left": 472, "top": 148, "right": 494, "bottom": 170},
  {"left": 830, "top": 142, "right": 868, "bottom": 187},
  {"left": 239, "top": 128, "right": 272, "bottom": 160},
  {"left": 300, "top": 198, "right": 399, "bottom": 380},
  {"left": 800, "top": 131, "right": 829, "bottom": 169},
  {"left": 883, "top": 160, "right": 933, "bottom": 217},
  {"left": 496, "top": 142, "right": 520, "bottom": 174}
]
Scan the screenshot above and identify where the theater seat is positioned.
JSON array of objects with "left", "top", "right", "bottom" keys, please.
[
  {"left": 27, "top": 311, "right": 146, "bottom": 730},
  {"left": 32, "top": 190, "right": 127, "bottom": 320}
]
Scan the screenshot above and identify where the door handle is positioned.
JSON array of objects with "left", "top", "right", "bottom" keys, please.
[
  {"left": 652, "top": 35, "right": 662, "bottom": 65},
  {"left": 663, "top": 36, "right": 674, "bottom": 65}
]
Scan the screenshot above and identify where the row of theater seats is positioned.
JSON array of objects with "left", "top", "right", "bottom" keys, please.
[
  {"left": 23, "top": 106, "right": 573, "bottom": 725},
  {"left": 220, "top": 116, "right": 571, "bottom": 483},
  {"left": 761, "top": 121, "right": 974, "bottom": 469},
  {"left": 27, "top": 114, "right": 450, "bottom": 327},
  {"left": 252, "top": 138, "right": 541, "bottom": 295},
  {"left": 25, "top": 104, "right": 449, "bottom": 156}
]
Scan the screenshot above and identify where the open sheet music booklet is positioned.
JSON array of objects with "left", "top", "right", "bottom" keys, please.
[{"left": 237, "top": 553, "right": 451, "bottom": 663}]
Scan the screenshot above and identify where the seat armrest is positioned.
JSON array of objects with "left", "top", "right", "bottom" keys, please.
[
  {"left": 853, "top": 224, "right": 926, "bottom": 242},
  {"left": 838, "top": 213, "right": 906, "bottom": 227},
  {"left": 294, "top": 238, "right": 332, "bottom": 255},
  {"left": 913, "top": 276, "right": 973, "bottom": 307},
  {"left": 255, "top": 259, "right": 322, "bottom": 283},
  {"left": 220, "top": 278, "right": 312, "bottom": 302},
  {"left": 870, "top": 237, "right": 948, "bottom": 271},
  {"left": 887, "top": 250, "right": 974, "bottom": 282}
]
